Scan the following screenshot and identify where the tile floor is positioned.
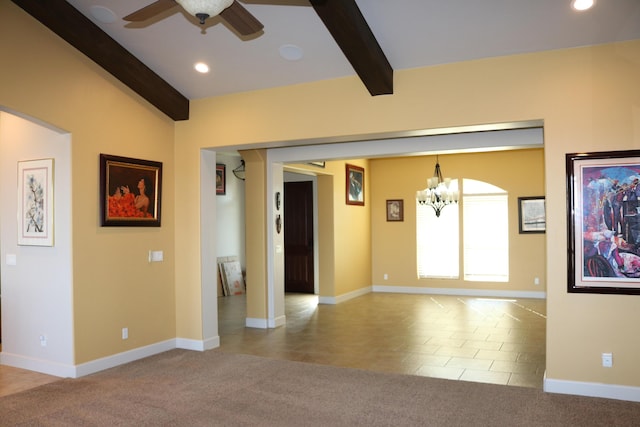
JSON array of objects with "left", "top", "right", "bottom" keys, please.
[
  {"left": 218, "top": 292, "right": 547, "bottom": 388},
  {"left": 0, "top": 345, "right": 59, "bottom": 397}
]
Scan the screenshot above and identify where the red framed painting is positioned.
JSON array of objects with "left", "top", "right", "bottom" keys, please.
[{"left": 100, "top": 154, "right": 162, "bottom": 227}]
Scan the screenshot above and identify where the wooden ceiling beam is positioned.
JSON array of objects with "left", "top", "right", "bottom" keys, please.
[
  {"left": 11, "top": 0, "right": 190, "bottom": 121},
  {"left": 309, "top": 0, "right": 393, "bottom": 96}
]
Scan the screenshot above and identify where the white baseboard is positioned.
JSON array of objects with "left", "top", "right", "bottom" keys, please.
[
  {"left": 204, "top": 335, "right": 220, "bottom": 350},
  {"left": 319, "top": 286, "right": 372, "bottom": 305},
  {"left": 372, "top": 285, "right": 546, "bottom": 299},
  {"left": 269, "top": 315, "right": 286, "bottom": 328},
  {"left": 74, "top": 339, "right": 176, "bottom": 378},
  {"left": 245, "top": 316, "right": 286, "bottom": 329},
  {"left": 544, "top": 376, "right": 640, "bottom": 402},
  {"left": 2, "top": 337, "right": 222, "bottom": 379},
  {"left": 246, "top": 317, "right": 268, "bottom": 329},
  {"left": 176, "top": 336, "right": 219, "bottom": 351},
  {"left": 0, "top": 352, "right": 77, "bottom": 378}
]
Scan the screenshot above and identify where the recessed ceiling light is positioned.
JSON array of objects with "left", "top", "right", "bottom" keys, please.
[
  {"left": 89, "top": 5, "right": 117, "bottom": 24},
  {"left": 279, "top": 44, "right": 303, "bottom": 61},
  {"left": 194, "top": 62, "right": 210, "bottom": 73},
  {"left": 571, "top": 0, "right": 595, "bottom": 11}
]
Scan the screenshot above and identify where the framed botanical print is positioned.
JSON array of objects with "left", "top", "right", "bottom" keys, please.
[{"left": 18, "top": 158, "right": 54, "bottom": 246}]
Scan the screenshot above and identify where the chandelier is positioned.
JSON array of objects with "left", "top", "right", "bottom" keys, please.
[
  {"left": 416, "top": 157, "right": 458, "bottom": 217},
  {"left": 176, "top": 0, "right": 234, "bottom": 24}
]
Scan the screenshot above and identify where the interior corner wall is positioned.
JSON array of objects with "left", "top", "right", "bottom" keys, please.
[
  {"left": 0, "top": 111, "right": 74, "bottom": 377},
  {"left": 317, "top": 174, "right": 336, "bottom": 299},
  {"left": 326, "top": 159, "right": 372, "bottom": 298}
]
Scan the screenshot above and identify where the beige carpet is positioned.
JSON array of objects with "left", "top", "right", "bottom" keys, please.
[{"left": 1, "top": 349, "right": 639, "bottom": 426}]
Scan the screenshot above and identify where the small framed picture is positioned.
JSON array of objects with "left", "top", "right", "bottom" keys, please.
[
  {"left": 518, "top": 196, "right": 546, "bottom": 234},
  {"left": 18, "top": 158, "right": 54, "bottom": 246},
  {"left": 386, "top": 199, "right": 404, "bottom": 222},
  {"left": 346, "top": 163, "right": 364, "bottom": 206},
  {"left": 216, "top": 164, "right": 226, "bottom": 195},
  {"left": 100, "top": 154, "right": 162, "bottom": 227}
]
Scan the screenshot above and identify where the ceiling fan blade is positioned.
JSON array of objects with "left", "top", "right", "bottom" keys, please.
[
  {"left": 123, "top": 0, "right": 178, "bottom": 22},
  {"left": 220, "top": 1, "right": 264, "bottom": 35}
]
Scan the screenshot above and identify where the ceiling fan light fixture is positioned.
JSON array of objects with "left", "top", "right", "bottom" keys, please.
[{"left": 175, "top": 0, "right": 234, "bottom": 23}]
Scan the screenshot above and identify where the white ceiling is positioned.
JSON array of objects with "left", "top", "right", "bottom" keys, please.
[{"left": 66, "top": 0, "right": 640, "bottom": 100}]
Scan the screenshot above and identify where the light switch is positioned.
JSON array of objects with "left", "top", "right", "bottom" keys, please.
[
  {"left": 6, "top": 254, "right": 16, "bottom": 265},
  {"left": 148, "top": 250, "right": 164, "bottom": 262}
]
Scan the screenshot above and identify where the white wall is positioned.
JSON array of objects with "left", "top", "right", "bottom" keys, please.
[
  {"left": 0, "top": 111, "right": 74, "bottom": 377},
  {"left": 215, "top": 153, "right": 246, "bottom": 269}
]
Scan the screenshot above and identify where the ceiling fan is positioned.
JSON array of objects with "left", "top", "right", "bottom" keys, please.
[{"left": 123, "top": 0, "right": 264, "bottom": 36}]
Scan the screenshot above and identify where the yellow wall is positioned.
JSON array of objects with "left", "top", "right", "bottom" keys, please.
[
  {"left": 370, "top": 149, "right": 546, "bottom": 292},
  {"left": 241, "top": 150, "right": 269, "bottom": 320},
  {"left": 176, "top": 41, "right": 640, "bottom": 387},
  {"left": 317, "top": 174, "right": 336, "bottom": 297},
  {"left": 4, "top": 0, "right": 640, "bottom": 390},
  {"left": 1, "top": 2, "right": 176, "bottom": 363},
  {"left": 319, "top": 159, "right": 371, "bottom": 297}
]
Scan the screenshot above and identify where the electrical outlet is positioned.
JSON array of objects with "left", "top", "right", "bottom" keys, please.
[
  {"left": 39, "top": 335, "right": 47, "bottom": 347},
  {"left": 122, "top": 327, "right": 129, "bottom": 340},
  {"left": 602, "top": 352, "right": 613, "bottom": 368},
  {"left": 383, "top": 274, "right": 388, "bottom": 280},
  {"left": 534, "top": 277, "right": 540, "bottom": 285}
]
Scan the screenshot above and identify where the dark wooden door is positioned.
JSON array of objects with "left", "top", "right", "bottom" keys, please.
[{"left": 284, "top": 181, "right": 315, "bottom": 293}]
